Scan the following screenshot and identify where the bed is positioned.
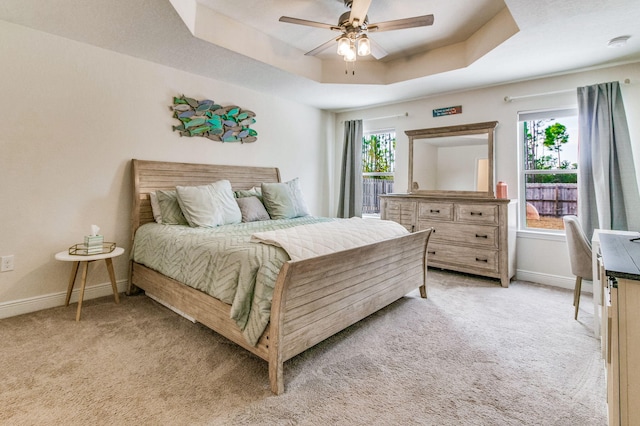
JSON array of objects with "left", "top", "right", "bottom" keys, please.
[{"left": 128, "top": 159, "right": 433, "bottom": 394}]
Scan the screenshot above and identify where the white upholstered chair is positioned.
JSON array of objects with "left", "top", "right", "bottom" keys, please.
[{"left": 563, "top": 215, "right": 593, "bottom": 320}]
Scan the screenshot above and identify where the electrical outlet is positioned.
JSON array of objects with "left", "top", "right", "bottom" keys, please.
[{"left": 1, "top": 255, "right": 14, "bottom": 272}]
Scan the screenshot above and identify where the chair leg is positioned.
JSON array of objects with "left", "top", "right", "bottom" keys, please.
[
  {"left": 573, "top": 276, "right": 579, "bottom": 306},
  {"left": 574, "top": 276, "right": 582, "bottom": 320}
]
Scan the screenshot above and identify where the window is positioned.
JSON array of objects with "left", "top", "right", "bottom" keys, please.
[
  {"left": 362, "top": 130, "right": 395, "bottom": 215},
  {"left": 519, "top": 108, "right": 578, "bottom": 231}
]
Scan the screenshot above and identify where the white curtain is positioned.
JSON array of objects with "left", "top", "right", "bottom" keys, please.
[
  {"left": 577, "top": 81, "right": 640, "bottom": 239},
  {"left": 337, "top": 120, "right": 363, "bottom": 218}
]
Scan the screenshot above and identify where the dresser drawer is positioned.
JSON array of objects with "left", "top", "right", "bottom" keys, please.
[
  {"left": 418, "top": 202, "right": 453, "bottom": 221},
  {"left": 426, "top": 243, "right": 499, "bottom": 273},
  {"left": 455, "top": 203, "right": 498, "bottom": 225},
  {"left": 384, "top": 200, "right": 415, "bottom": 231},
  {"left": 418, "top": 221, "right": 498, "bottom": 249}
]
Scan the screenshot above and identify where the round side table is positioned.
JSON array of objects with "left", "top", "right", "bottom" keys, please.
[{"left": 54, "top": 247, "right": 124, "bottom": 321}]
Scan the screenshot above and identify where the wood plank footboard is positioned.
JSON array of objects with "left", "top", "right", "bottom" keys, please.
[{"left": 268, "top": 228, "right": 432, "bottom": 394}]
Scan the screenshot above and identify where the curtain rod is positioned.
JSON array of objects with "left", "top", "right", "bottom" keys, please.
[
  {"left": 364, "top": 112, "right": 409, "bottom": 121},
  {"left": 504, "top": 89, "right": 574, "bottom": 103},
  {"left": 339, "top": 112, "right": 408, "bottom": 124},
  {"left": 504, "top": 78, "right": 631, "bottom": 103}
]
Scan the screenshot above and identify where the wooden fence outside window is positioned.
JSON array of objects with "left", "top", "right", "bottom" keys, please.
[
  {"left": 526, "top": 183, "right": 577, "bottom": 216},
  {"left": 362, "top": 176, "right": 394, "bottom": 214}
]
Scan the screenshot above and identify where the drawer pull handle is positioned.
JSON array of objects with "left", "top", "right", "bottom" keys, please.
[
  {"left": 428, "top": 251, "right": 436, "bottom": 255},
  {"left": 475, "top": 234, "right": 488, "bottom": 239},
  {"left": 430, "top": 209, "right": 440, "bottom": 213},
  {"left": 470, "top": 211, "right": 483, "bottom": 216},
  {"left": 475, "top": 257, "right": 488, "bottom": 263}
]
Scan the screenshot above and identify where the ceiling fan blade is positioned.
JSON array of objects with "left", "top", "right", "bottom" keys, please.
[
  {"left": 349, "top": 0, "right": 372, "bottom": 24},
  {"left": 369, "top": 38, "right": 388, "bottom": 60},
  {"left": 279, "top": 16, "right": 339, "bottom": 31},
  {"left": 368, "top": 14, "right": 434, "bottom": 32},
  {"left": 305, "top": 38, "right": 338, "bottom": 56}
]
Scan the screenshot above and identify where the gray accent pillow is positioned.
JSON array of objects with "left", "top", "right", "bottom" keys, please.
[
  {"left": 261, "top": 178, "right": 310, "bottom": 219},
  {"left": 176, "top": 180, "right": 242, "bottom": 227},
  {"left": 236, "top": 196, "right": 270, "bottom": 222},
  {"left": 156, "top": 190, "right": 188, "bottom": 225}
]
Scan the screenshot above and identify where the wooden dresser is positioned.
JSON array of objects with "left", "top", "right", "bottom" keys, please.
[
  {"left": 600, "top": 233, "right": 640, "bottom": 425},
  {"left": 380, "top": 194, "right": 516, "bottom": 287}
]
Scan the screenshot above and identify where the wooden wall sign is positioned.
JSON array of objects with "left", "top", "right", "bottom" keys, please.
[{"left": 432, "top": 105, "right": 462, "bottom": 117}]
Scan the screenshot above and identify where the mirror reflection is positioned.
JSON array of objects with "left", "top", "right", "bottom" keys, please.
[{"left": 407, "top": 121, "right": 498, "bottom": 197}]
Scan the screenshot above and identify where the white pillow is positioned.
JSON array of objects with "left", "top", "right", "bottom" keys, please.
[
  {"left": 175, "top": 180, "right": 242, "bottom": 227},
  {"left": 288, "top": 179, "right": 310, "bottom": 217},
  {"left": 149, "top": 192, "right": 162, "bottom": 223},
  {"left": 261, "top": 178, "right": 310, "bottom": 219}
]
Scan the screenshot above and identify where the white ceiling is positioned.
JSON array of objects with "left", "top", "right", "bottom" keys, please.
[
  {"left": 178, "top": 0, "right": 520, "bottom": 86},
  {"left": 1, "top": 0, "right": 639, "bottom": 111}
]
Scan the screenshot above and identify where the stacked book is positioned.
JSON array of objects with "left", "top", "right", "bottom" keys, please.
[{"left": 84, "top": 235, "right": 104, "bottom": 254}]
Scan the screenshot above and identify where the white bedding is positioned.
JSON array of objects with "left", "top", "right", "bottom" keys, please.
[{"left": 250, "top": 217, "right": 408, "bottom": 261}]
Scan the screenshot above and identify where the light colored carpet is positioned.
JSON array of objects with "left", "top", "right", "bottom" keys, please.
[{"left": 0, "top": 270, "right": 606, "bottom": 425}]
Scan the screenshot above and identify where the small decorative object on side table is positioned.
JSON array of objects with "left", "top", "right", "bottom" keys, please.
[{"left": 54, "top": 244, "right": 124, "bottom": 321}]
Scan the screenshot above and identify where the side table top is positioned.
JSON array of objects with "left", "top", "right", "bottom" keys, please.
[{"left": 55, "top": 246, "right": 125, "bottom": 262}]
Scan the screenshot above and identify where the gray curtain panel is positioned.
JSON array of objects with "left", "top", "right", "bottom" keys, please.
[
  {"left": 577, "top": 81, "right": 640, "bottom": 239},
  {"left": 337, "top": 120, "right": 363, "bottom": 218}
]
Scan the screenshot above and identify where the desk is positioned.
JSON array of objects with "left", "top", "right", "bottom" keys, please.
[
  {"left": 599, "top": 233, "right": 640, "bottom": 425},
  {"left": 591, "top": 230, "right": 636, "bottom": 345},
  {"left": 55, "top": 247, "right": 124, "bottom": 321}
]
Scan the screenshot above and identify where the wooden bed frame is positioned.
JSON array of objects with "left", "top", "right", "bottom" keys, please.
[{"left": 128, "top": 159, "right": 432, "bottom": 394}]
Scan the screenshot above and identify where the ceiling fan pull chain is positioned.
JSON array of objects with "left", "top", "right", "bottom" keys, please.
[{"left": 344, "top": 61, "right": 356, "bottom": 76}]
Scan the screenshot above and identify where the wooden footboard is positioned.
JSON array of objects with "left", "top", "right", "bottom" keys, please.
[
  {"left": 269, "top": 228, "right": 431, "bottom": 394},
  {"left": 130, "top": 228, "right": 431, "bottom": 394}
]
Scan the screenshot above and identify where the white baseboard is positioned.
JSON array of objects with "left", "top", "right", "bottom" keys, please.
[
  {"left": 0, "top": 280, "right": 128, "bottom": 320},
  {"left": 516, "top": 269, "right": 593, "bottom": 294}
]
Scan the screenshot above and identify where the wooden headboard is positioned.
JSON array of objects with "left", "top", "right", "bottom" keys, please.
[{"left": 130, "top": 159, "right": 281, "bottom": 237}]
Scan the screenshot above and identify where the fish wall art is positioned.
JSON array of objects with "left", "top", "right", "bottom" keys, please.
[{"left": 170, "top": 95, "right": 257, "bottom": 143}]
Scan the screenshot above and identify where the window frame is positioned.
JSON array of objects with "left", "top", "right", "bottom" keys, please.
[
  {"left": 518, "top": 107, "right": 578, "bottom": 234},
  {"left": 361, "top": 128, "right": 396, "bottom": 216}
]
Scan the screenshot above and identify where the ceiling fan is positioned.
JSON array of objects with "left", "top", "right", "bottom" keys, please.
[{"left": 279, "top": 0, "right": 434, "bottom": 62}]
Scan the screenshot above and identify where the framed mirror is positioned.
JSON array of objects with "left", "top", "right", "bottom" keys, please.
[{"left": 407, "top": 121, "right": 498, "bottom": 198}]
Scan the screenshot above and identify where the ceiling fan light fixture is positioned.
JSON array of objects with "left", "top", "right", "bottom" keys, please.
[
  {"left": 344, "top": 43, "right": 357, "bottom": 62},
  {"left": 279, "top": 1, "right": 434, "bottom": 69},
  {"left": 337, "top": 36, "right": 350, "bottom": 56},
  {"left": 357, "top": 35, "right": 371, "bottom": 56}
]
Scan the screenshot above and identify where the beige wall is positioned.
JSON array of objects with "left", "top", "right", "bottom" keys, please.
[
  {"left": 335, "top": 62, "right": 640, "bottom": 289},
  {"left": 0, "top": 21, "right": 332, "bottom": 315}
]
